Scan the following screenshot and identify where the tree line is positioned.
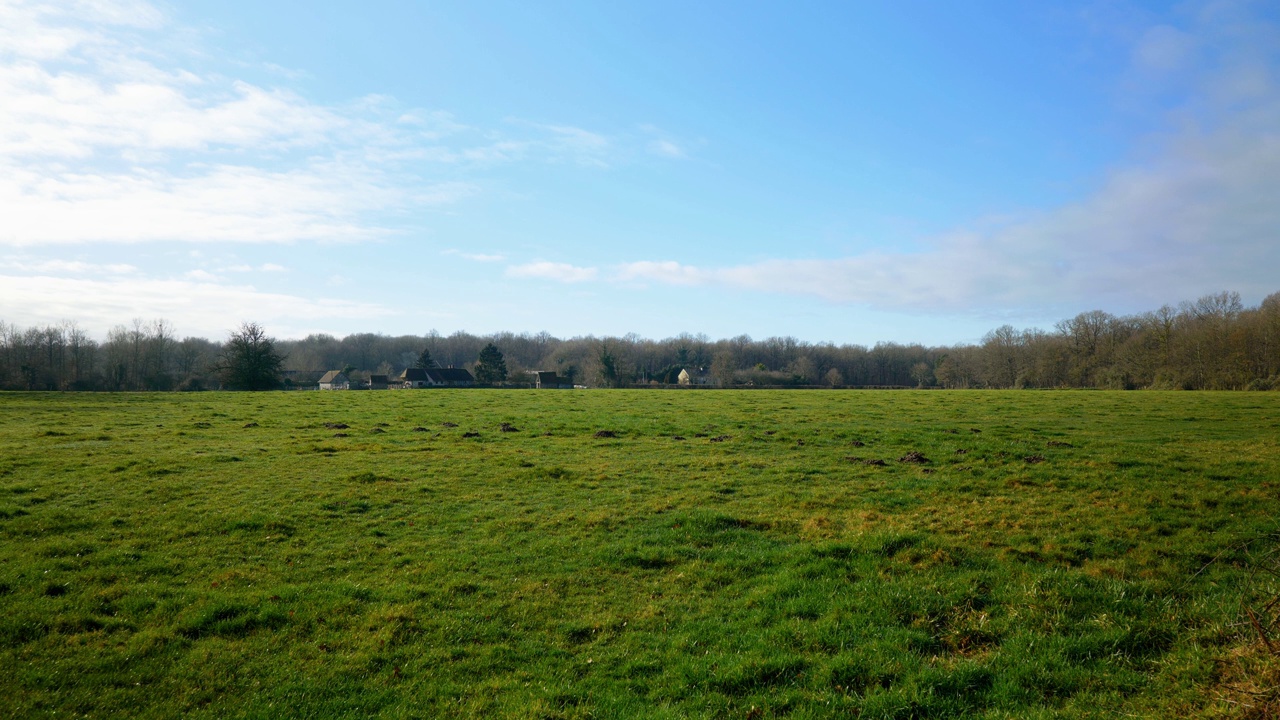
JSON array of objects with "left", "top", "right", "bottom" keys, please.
[{"left": 2, "top": 290, "right": 1278, "bottom": 391}]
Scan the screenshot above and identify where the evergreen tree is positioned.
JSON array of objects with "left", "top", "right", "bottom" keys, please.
[
  {"left": 474, "top": 343, "right": 507, "bottom": 384},
  {"left": 415, "top": 347, "right": 438, "bottom": 369},
  {"left": 218, "top": 322, "right": 285, "bottom": 390}
]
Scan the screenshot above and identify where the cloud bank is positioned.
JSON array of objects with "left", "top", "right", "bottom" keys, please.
[
  {"left": 513, "top": 3, "right": 1280, "bottom": 314},
  {"left": 0, "top": 273, "right": 391, "bottom": 339},
  {"left": 0, "top": 0, "right": 632, "bottom": 247}
]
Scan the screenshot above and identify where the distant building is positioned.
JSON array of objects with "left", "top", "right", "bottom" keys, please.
[
  {"left": 397, "top": 367, "right": 475, "bottom": 387},
  {"left": 319, "top": 371, "right": 350, "bottom": 390},
  {"left": 530, "top": 370, "right": 572, "bottom": 389},
  {"left": 677, "top": 368, "right": 712, "bottom": 386},
  {"left": 399, "top": 368, "right": 431, "bottom": 388},
  {"left": 368, "top": 374, "right": 389, "bottom": 390}
]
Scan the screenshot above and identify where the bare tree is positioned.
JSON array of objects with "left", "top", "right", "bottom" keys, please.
[{"left": 218, "top": 322, "right": 285, "bottom": 390}]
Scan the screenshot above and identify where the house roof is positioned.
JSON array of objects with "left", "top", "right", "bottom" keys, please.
[
  {"left": 369, "top": 375, "right": 389, "bottom": 383},
  {"left": 429, "top": 368, "right": 474, "bottom": 383},
  {"left": 397, "top": 367, "right": 474, "bottom": 383},
  {"left": 319, "top": 370, "right": 347, "bottom": 383}
]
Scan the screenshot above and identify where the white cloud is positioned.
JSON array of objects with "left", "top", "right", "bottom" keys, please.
[
  {"left": 259, "top": 263, "right": 287, "bottom": 272},
  {"left": 506, "top": 261, "right": 598, "bottom": 283},
  {"left": 607, "top": 108, "right": 1280, "bottom": 312},
  {"left": 506, "top": 120, "right": 612, "bottom": 167},
  {"left": 0, "top": 1, "right": 164, "bottom": 62},
  {"left": 0, "top": 0, "right": 556, "bottom": 248},
  {"left": 183, "top": 269, "right": 219, "bottom": 281},
  {"left": 647, "top": 139, "right": 684, "bottom": 158},
  {"left": 0, "top": 161, "right": 475, "bottom": 245},
  {"left": 2, "top": 256, "right": 137, "bottom": 274},
  {"left": 616, "top": 260, "right": 706, "bottom": 286},
  {"left": 443, "top": 249, "right": 506, "bottom": 262},
  {"left": 0, "top": 273, "right": 391, "bottom": 339}
]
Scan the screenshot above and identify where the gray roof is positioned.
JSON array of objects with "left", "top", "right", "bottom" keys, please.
[
  {"left": 398, "top": 367, "right": 474, "bottom": 384},
  {"left": 429, "top": 368, "right": 474, "bottom": 383}
]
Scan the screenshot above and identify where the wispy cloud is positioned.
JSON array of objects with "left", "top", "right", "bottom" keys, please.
[
  {"left": 443, "top": 249, "right": 507, "bottom": 262},
  {"left": 506, "top": 261, "right": 598, "bottom": 283},
  {"left": 616, "top": 260, "right": 705, "bottom": 286},
  {"left": 2, "top": 256, "right": 138, "bottom": 275},
  {"left": 647, "top": 139, "right": 684, "bottom": 158},
  {"left": 638, "top": 124, "right": 689, "bottom": 159},
  {"left": 610, "top": 100, "right": 1280, "bottom": 313}
]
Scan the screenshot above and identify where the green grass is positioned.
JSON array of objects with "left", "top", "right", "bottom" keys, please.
[{"left": 1, "top": 390, "right": 1278, "bottom": 718}]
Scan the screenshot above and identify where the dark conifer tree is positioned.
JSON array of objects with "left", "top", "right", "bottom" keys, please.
[{"left": 474, "top": 343, "right": 507, "bottom": 384}]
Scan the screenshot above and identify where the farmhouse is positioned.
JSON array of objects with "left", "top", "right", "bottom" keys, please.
[
  {"left": 677, "top": 368, "right": 712, "bottom": 386},
  {"left": 530, "top": 370, "right": 572, "bottom": 389},
  {"left": 318, "top": 370, "right": 350, "bottom": 390},
  {"left": 368, "top": 374, "right": 389, "bottom": 390},
  {"left": 399, "top": 368, "right": 431, "bottom": 388},
  {"left": 397, "top": 367, "right": 476, "bottom": 387}
]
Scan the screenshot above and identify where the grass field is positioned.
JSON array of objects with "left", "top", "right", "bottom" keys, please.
[{"left": 1, "top": 389, "right": 1278, "bottom": 719}]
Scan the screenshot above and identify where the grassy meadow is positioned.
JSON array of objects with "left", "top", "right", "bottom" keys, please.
[{"left": 1, "top": 389, "right": 1278, "bottom": 719}]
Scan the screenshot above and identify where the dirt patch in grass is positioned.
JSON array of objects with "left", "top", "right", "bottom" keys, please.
[
  {"left": 864, "top": 459, "right": 887, "bottom": 467},
  {"left": 955, "top": 449, "right": 968, "bottom": 454},
  {"left": 850, "top": 440, "right": 866, "bottom": 447},
  {"left": 672, "top": 436, "right": 686, "bottom": 441},
  {"left": 411, "top": 427, "right": 428, "bottom": 432},
  {"left": 594, "top": 430, "right": 618, "bottom": 439},
  {"left": 1047, "top": 441, "right": 1073, "bottom": 448},
  {"left": 324, "top": 423, "right": 349, "bottom": 430},
  {"left": 462, "top": 431, "right": 481, "bottom": 438},
  {"left": 899, "top": 451, "right": 930, "bottom": 464},
  {"left": 441, "top": 422, "right": 458, "bottom": 428},
  {"left": 710, "top": 435, "right": 732, "bottom": 443},
  {"left": 500, "top": 423, "right": 519, "bottom": 433},
  {"left": 332, "top": 433, "right": 349, "bottom": 438},
  {"left": 1025, "top": 455, "right": 1047, "bottom": 464},
  {"left": 242, "top": 422, "right": 258, "bottom": 428},
  {"left": 370, "top": 428, "right": 386, "bottom": 434}
]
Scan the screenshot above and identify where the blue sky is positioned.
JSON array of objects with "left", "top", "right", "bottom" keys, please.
[{"left": 2, "top": 0, "right": 1278, "bottom": 344}]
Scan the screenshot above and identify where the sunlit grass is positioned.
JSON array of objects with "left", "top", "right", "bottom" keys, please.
[{"left": 1, "top": 390, "right": 1278, "bottom": 718}]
